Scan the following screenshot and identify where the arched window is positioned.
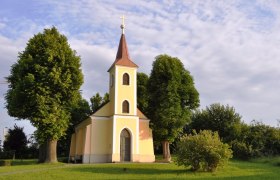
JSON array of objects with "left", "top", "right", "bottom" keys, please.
[
  {"left": 123, "top": 73, "right": 129, "bottom": 85},
  {"left": 122, "top": 100, "right": 129, "bottom": 113},
  {"left": 110, "top": 74, "right": 114, "bottom": 87}
]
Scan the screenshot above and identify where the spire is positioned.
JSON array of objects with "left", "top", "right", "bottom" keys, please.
[
  {"left": 108, "top": 16, "right": 138, "bottom": 71},
  {"left": 120, "top": 15, "right": 125, "bottom": 34}
]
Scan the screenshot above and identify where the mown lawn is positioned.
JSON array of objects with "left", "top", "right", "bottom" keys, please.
[{"left": 0, "top": 157, "right": 279, "bottom": 180}]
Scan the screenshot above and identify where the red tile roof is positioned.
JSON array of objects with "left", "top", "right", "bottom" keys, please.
[{"left": 108, "top": 34, "right": 138, "bottom": 71}]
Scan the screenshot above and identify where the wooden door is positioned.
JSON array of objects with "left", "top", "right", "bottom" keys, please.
[{"left": 120, "top": 129, "right": 131, "bottom": 162}]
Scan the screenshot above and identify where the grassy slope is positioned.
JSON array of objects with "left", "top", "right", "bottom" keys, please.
[{"left": 0, "top": 158, "right": 279, "bottom": 180}]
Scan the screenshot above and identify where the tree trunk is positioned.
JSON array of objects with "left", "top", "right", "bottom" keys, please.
[
  {"left": 38, "top": 143, "right": 46, "bottom": 163},
  {"left": 45, "top": 139, "right": 58, "bottom": 163},
  {"left": 162, "top": 141, "right": 171, "bottom": 162}
]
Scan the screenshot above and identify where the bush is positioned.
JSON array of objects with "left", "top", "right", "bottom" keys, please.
[
  {"left": 231, "top": 140, "right": 253, "bottom": 160},
  {"left": 0, "top": 160, "right": 12, "bottom": 166},
  {"left": 175, "top": 130, "right": 233, "bottom": 172}
]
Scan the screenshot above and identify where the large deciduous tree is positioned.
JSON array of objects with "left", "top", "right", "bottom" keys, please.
[
  {"left": 5, "top": 27, "right": 83, "bottom": 163},
  {"left": 137, "top": 72, "right": 149, "bottom": 114},
  {"left": 147, "top": 54, "right": 199, "bottom": 161}
]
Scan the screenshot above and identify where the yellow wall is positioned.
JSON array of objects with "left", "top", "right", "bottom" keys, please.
[
  {"left": 116, "top": 66, "right": 137, "bottom": 115},
  {"left": 75, "top": 127, "right": 85, "bottom": 155},
  {"left": 114, "top": 116, "right": 138, "bottom": 155},
  {"left": 139, "top": 120, "right": 154, "bottom": 155},
  {"left": 70, "top": 61, "right": 155, "bottom": 163},
  {"left": 84, "top": 125, "right": 91, "bottom": 154},
  {"left": 109, "top": 68, "right": 115, "bottom": 114},
  {"left": 91, "top": 119, "right": 113, "bottom": 154},
  {"left": 69, "top": 134, "right": 76, "bottom": 157},
  {"left": 94, "top": 102, "right": 112, "bottom": 116}
]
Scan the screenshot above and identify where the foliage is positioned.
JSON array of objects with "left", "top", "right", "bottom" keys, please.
[
  {"left": 5, "top": 27, "right": 83, "bottom": 162},
  {"left": 176, "top": 130, "right": 233, "bottom": 172},
  {"left": 90, "top": 92, "right": 109, "bottom": 113},
  {"left": 137, "top": 72, "right": 149, "bottom": 114},
  {"left": 147, "top": 54, "right": 199, "bottom": 143},
  {"left": 231, "top": 140, "right": 253, "bottom": 160},
  {"left": 236, "top": 121, "right": 280, "bottom": 158},
  {"left": 187, "top": 103, "right": 242, "bottom": 143},
  {"left": 0, "top": 160, "right": 12, "bottom": 166},
  {"left": 187, "top": 104, "right": 280, "bottom": 159},
  {"left": 3, "top": 124, "right": 27, "bottom": 158}
]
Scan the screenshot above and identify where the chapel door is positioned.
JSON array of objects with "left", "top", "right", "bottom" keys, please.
[{"left": 120, "top": 129, "right": 131, "bottom": 162}]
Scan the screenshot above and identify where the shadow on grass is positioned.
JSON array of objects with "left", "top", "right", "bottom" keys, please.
[
  {"left": 11, "top": 159, "right": 38, "bottom": 166},
  {"left": 64, "top": 161, "right": 280, "bottom": 180},
  {"left": 66, "top": 165, "right": 188, "bottom": 176}
]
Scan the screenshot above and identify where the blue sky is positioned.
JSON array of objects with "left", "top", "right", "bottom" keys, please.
[{"left": 1, "top": 0, "right": 280, "bottom": 141}]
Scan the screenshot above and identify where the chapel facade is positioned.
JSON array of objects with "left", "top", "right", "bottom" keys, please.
[{"left": 69, "top": 20, "right": 155, "bottom": 163}]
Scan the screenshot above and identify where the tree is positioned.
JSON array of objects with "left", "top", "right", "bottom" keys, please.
[
  {"left": 147, "top": 54, "right": 200, "bottom": 161},
  {"left": 5, "top": 27, "right": 83, "bottom": 163},
  {"left": 188, "top": 103, "right": 242, "bottom": 143},
  {"left": 137, "top": 72, "right": 149, "bottom": 114},
  {"left": 3, "top": 124, "right": 27, "bottom": 158},
  {"left": 175, "top": 130, "right": 232, "bottom": 172},
  {"left": 90, "top": 92, "right": 109, "bottom": 113}
]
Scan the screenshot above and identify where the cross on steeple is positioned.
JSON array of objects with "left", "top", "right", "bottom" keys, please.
[{"left": 120, "top": 15, "right": 125, "bottom": 34}]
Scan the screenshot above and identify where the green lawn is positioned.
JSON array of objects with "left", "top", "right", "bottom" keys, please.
[{"left": 0, "top": 158, "right": 279, "bottom": 180}]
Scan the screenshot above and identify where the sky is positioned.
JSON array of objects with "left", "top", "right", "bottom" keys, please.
[{"left": 1, "top": 0, "right": 280, "bottom": 142}]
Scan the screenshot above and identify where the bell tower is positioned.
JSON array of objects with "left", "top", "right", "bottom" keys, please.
[{"left": 108, "top": 15, "right": 138, "bottom": 116}]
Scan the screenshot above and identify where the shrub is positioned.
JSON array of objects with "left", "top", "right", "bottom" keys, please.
[
  {"left": 231, "top": 140, "right": 253, "bottom": 160},
  {"left": 175, "top": 130, "right": 233, "bottom": 172},
  {"left": 0, "top": 160, "right": 12, "bottom": 166}
]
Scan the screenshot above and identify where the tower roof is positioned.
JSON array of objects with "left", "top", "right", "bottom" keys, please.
[{"left": 108, "top": 17, "right": 138, "bottom": 71}]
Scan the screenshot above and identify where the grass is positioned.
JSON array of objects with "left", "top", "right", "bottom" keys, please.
[{"left": 0, "top": 157, "right": 279, "bottom": 179}]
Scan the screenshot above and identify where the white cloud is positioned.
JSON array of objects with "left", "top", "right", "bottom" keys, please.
[{"left": 1, "top": 0, "right": 280, "bottom": 137}]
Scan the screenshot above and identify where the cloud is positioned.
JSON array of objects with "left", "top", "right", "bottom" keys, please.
[{"left": 1, "top": 0, "right": 280, "bottom": 138}]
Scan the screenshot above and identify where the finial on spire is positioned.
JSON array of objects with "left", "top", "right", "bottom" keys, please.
[{"left": 120, "top": 15, "right": 125, "bottom": 34}]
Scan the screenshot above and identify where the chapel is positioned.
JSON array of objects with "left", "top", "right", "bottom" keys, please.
[{"left": 69, "top": 18, "right": 155, "bottom": 163}]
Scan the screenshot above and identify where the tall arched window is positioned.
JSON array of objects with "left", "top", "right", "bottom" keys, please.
[
  {"left": 122, "top": 100, "right": 129, "bottom": 113},
  {"left": 123, "top": 73, "right": 129, "bottom": 85}
]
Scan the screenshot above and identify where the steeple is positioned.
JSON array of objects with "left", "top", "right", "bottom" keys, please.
[{"left": 108, "top": 16, "right": 138, "bottom": 71}]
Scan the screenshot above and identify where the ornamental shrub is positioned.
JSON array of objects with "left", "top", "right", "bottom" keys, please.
[{"left": 175, "top": 130, "right": 232, "bottom": 172}]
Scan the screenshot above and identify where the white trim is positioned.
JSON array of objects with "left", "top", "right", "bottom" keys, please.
[
  {"left": 136, "top": 116, "right": 139, "bottom": 154},
  {"left": 114, "top": 115, "right": 139, "bottom": 119},
  {"left": 82, "top": 126, "right": 87, "bottom": 154},
  {"left": 114, "top": 67, "right": 118, "bottom": 114},
  {"left": 91, "top": 116, "right": 111, "bottom": 120},
  {"left": 89, "top": 123, "right": 93, "bottom": 162},
  {"left": 112, "top": 115, "right": 116, "bottom": 153},
  {"left": 134, "top": 68, "right": 137, "bottom": 115}
]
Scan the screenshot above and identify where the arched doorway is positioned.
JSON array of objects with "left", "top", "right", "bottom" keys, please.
[{"left": 120, "top": 129, "right": 131, "bottom": 162}]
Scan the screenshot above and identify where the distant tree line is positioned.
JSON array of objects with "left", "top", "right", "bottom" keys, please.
[{"left": 184, "top": 104, "right": 280, "bottom": 160}]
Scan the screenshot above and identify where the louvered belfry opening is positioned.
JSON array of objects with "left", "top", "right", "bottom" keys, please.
[
  {"left": 122, "top": 100, "right": 129, "bottom": 113},
  {"left": 123, "top": 73, "right": 129, "bottom": 85}
]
